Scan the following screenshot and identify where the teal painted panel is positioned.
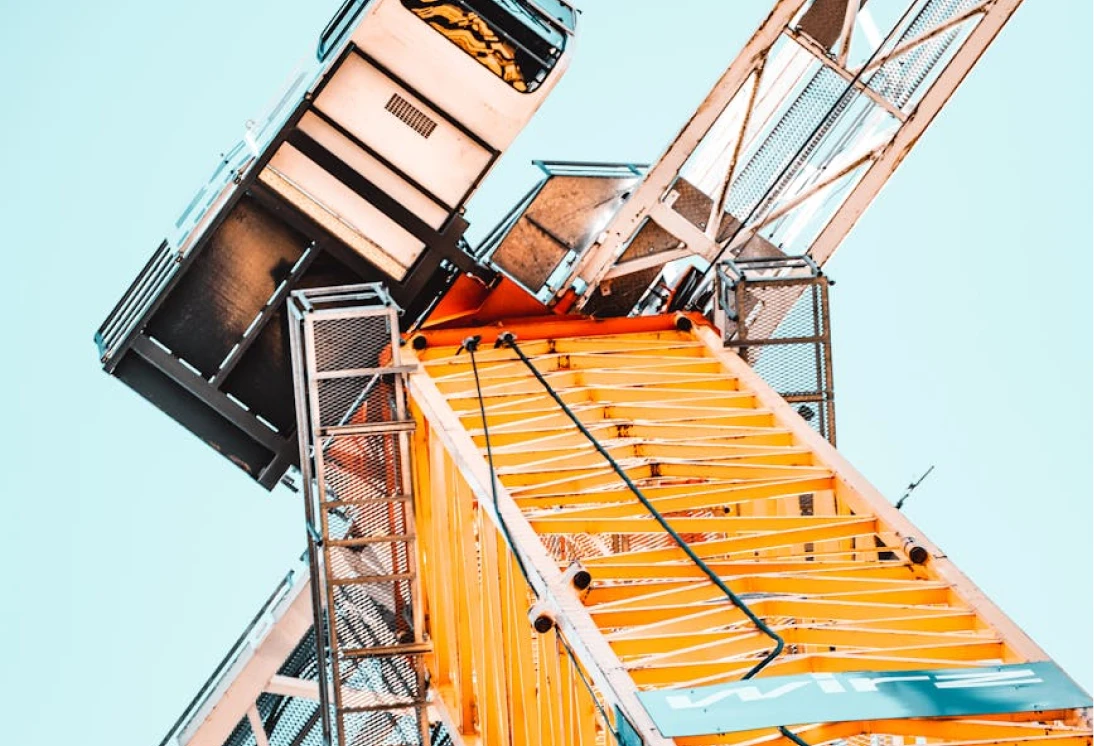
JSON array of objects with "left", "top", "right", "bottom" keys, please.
[
  {"left": 615, "top": 706, "right": 645, "bottom": 746},
  {"left": 638, "top": 663, "right": 1091, "bottom": 738}
]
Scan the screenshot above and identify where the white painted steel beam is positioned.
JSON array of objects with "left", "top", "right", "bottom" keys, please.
[
  {"left": 565, "top": 0, "right": 809, "bottom": 299},
  {"left": 565, "top": 0, "right": 1024, "bottom": 314},
  {"left": 179, "top": 578, "right": 313, "bottom": 746},
  {"left": 247, "top": 706, "right": 271, "bottom": 746},
  {"left": 808, "top": 0, "right": 1024, "bottom": 265}
]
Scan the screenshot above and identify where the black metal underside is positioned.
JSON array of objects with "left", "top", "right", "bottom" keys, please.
[
  {"left": 95, "top": 54, "right": 490, "bottom": 488},
  {"left": 103, "top": 192, "right": 463, "bottom": 489}
]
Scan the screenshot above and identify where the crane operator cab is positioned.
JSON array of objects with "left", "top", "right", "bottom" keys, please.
[
  {"left": 94, "top": 0, "right": 576, "bottom": 488},
  {"left": 275, "top": 0, "right": 575, "bottom": 282}
]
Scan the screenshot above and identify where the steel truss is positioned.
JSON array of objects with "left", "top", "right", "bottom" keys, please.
[
  {"left": 566, "top": 0, "right": 1024, "bottom": 315},
  {"left": 407, "top": 320, "right": 1091, "bottom": 745}
]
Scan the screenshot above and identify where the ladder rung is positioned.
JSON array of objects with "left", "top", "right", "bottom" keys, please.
[
  {"left": 329, "top": 572, "right": 416, "bottom": 586},
  {"left": 315, "top": 364, "right": 417, "bottom": 379},
  {"left": 324, "top": 495, "right": 412, "bottom": 509},
  {"left": 326, "top": 534, "right": 416, "bottom": 547},
  {"left": 319, "top": 420, "right": 415, "bottom": 437},
  {"left": 341, "top": 642, "right": 432, "bottom": 658},
  {"left": 340, "top": 700, "right": 429, "bottom": 714}
]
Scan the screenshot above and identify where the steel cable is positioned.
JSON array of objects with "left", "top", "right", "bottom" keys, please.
[
  {"left": 495, "top": 332, "right": 785, "bottom": 679},
  {"left": 460, "top": 335, "right": 534, "bottom": 585},
  {"left": 461, "top": 335, "right": 634, "bottom": 744},
  {"left": 459, "top": 333, "right": 811, "bottom": 744},
  {"left": 683, "top": 2, "right": 922, "bottom": 311}
]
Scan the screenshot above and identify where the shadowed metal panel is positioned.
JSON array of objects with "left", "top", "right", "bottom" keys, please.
[
  {"left": 799, "top": 0, "right": 859, "bottom": 50},
  {"left": 113, "top": 352, "right": 275, "bottom": 478},
  {"left": 582, "top": 265, "right": 662, "bottom": 318},
  {"left": 220, "top": 308, "right": 296, "bottom": 435},
  {"left": 490, "top": 173, "right": 639, "bottom": 293},
  {"left": 146, "top": 197, "right": 308, "bottom": 376},
  {"left": 490, "top": 218, "right": 571, "bottom": 292},
  {"left": 221, "top": 252, "right": 371, "bottom": 436}
]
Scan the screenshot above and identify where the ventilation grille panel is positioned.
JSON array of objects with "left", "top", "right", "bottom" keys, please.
[{"left": 385, "top": 93, "right": 437, "bottom": 138}]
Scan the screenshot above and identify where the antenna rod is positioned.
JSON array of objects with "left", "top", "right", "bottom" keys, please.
[{"left": 895, "top": 464, "right": 935, "bottom": 510}]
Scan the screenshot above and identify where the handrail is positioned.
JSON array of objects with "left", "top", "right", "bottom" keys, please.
[
  {"left": 532, "top": 159, "right": 648, "bottom": 177},
  {"left": 474, "top": 180, "right": 545, "bottom": 260},
  {"left": 95, "top": 242, "right": 179, "bottom": 362},
  {"left": 317, "top": 0, "right": 372, "bottom": 61}
]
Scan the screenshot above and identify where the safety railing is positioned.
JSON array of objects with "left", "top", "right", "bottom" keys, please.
[
  {"left": 715, "top": 254, "right": 837, "bottom": 443},
  {"left": 318, "top": 0, "right": 374, "bottom": 61},
  {"left": 95, "top": 241, "right": 179, "bottom": 365},
  {"left": 96, "top": 54, "right": 326, "bottom": 371},
  {"left": 532, "top": 160, "right": 649, "bottom": 178}
]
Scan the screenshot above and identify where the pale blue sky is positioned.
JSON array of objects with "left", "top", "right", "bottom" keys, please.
[{"left": 0, "top": 2, "right": 1089, "bottom": 745}]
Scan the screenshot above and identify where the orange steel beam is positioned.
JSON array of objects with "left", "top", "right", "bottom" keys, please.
[
  {"left": 409, "top": 312, "right": 706, "bottom": 350},
  {"left": 406, "top": 317, "right": 1091, "bottom": 745}
]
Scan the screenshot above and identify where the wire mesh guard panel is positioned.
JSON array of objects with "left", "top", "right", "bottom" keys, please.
[
  {"left": 317, "top": 377, "right": 400, "bottom": 429},
  {"left": 719, "top": 270, "right": 835, "bottom": 443},
  {"left": 323, "top": 432, "right": 406, "bottom": 502},
  {"left": 293, "top": 299, "right": 430, "bottom": 746},
  {"left": 312, "top": 315, "right": 397, "bottom": 373}
]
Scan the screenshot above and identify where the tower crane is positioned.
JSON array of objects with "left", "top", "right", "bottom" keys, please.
[{"left": 95, "top": 1, "right": 1092, "bottom": 745}]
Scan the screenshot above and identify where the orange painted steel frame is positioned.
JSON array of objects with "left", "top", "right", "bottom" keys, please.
[
  {"left": 403, "top": 314, "right": 1091, "bottom": 745},
  {"left": 411, "top": 311, "right": 706, "bottom": 350}
]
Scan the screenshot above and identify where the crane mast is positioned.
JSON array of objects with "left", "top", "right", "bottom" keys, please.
[{"left": 94, "top": 2, "right": 1090, "bottom": 746}]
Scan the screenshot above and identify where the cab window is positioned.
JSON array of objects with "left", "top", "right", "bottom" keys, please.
[{"left": 402, "top": 0, "right": 567, "bottom": 93}]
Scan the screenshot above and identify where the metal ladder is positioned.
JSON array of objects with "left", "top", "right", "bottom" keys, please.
[{"left": 288, "top": 285, "right": 430, "bottom": 746}]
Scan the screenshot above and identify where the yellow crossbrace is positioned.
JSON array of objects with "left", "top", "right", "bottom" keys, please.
[{"left": 409, "top": 325, "right": 1090, "bottom": 745}]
